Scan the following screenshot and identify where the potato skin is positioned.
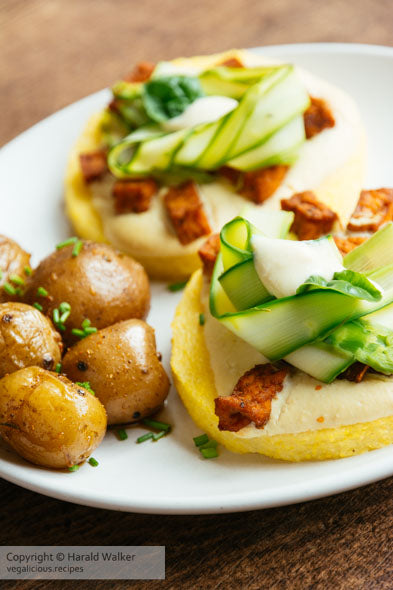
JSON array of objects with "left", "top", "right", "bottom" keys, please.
[
  {"left": 62, "top": 319, "right": 170, "bottom": 425},
  {"left": 0, "top": 235, "right": 31, "bottom": 302},
  {"left": 24, "top": 241, "right": 150, "bottom": 344},
  {"left": 0, "top": 303, "right": 62, "bottom": 377},
  {"left": 0, "top": 367, "right": 107, "bottom": 468}
]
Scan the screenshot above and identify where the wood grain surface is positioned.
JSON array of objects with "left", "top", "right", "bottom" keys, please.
[{"left": 1, "top": 1, "right": 393, "bottom": 588}]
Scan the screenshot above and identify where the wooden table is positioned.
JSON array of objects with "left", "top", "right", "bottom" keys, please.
[{"left": 1, "top": 1, "right": 392, "bottom": 588}]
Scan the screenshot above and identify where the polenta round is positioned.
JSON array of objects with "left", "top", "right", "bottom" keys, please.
[
  {"left": 65, "top": 50, "right": 366, "bottom": 280},
  {"left": 171, "top": 270, "right": 393, "bottom": 461}
]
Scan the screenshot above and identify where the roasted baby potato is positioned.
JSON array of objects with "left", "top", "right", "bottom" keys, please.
[
  {"left": 24, "top": 240, "right": 150, "bottom": 344},
  {"left": 0, "top": 366, "right": 107, "bottom": 468},
  {"left": 0, "top": 302, "right": 62, "bottom": 377},
  {"left": 0, "top": 235, "right": 31, "bottom": 302},
  {"left": 62, "top": 319, "right": 170, "bottom": 424}
]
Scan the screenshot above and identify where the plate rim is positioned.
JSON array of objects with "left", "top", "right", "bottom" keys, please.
[{"left": 1, "top": 41, "right": 393, "bottom": 514}]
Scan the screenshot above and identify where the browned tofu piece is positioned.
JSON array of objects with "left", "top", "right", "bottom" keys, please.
[
  {"left": 79, "top": 150, "right": 108, "bottom": 183},
  {"left": 215, "top": 364, "right": 289, "bottom": 432},
  {"left": 123, "top": 61, "right": 155, "bottom": 83},
  {"left": 338, "top": 362, "right": 369, "bottom": 383},
  {"left": 112, "top": 179, "right": 157, "bottom": 214},
  {"left": 281, "top": 191, "right": 338, "bottom": 240},
  {"left": 164, "top": 181, "right": 211, "bottom": 245},
  {"left": 240, "top": 165, "right": 289, "bottom": 204},
  {"left": 218, "top": 57, "right": 244, "bottom": 68},
  {"left": 304, "top": 96, "right": 335, "bottom": 139},
  {"left": 347, "top": 188, "right": 393, "bottom": 233},
  {"left": 219, "top": 166, "right": 242, "bottom": 187},
  {"left": 198, "top": 233, "right": 220, "bottom": 277},
  {"left": 333, "top": 235, "right": 367, "bottom": 256}
]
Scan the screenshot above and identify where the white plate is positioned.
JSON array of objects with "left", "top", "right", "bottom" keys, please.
[{"left": 0, "top": 43, "right": 393, "bottom": 514}]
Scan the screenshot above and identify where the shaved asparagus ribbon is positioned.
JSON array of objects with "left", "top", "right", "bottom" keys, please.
[{"left": 210, "top": 219, "right": 393, "bottom": 382}]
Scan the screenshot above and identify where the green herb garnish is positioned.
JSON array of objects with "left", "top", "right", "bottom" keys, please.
[
  {"left": 55, "top": 363, "right": 62, "bottom": 374},
  {"left": 199, "top": 313, "right": 205, "bottom": 326},
  {"left": 142, "top": 76, "right": 204, "bottom": 123},
  {"left": 136, "top": 432, "right": 154, "bottom": 444},
  {"left": 9, "top": 274, "right": 24, "bottom": 286},
  {"left": 193, "top": 433, "right": 209, "bottom": 447},
  {"left": 56, "top": 237, "right": 78, "bottom": 250},
  {"left": 88, "top": 457, "right": 99, "bottom": 467},
  {"left": 193, "top": 433, "right": 219, "bottom": 457},
  {"left": 201, "top": 447, "right": 219, "bottom": 459},
  {"left": 37, "top": 286, "right": 48, "bottom": 297},
  {"left": 152, "top": 430, "right": 166, "bottom": 441},
  {"left": 33, "top": 302, "right": 43, "bottom": 311},
  {"left": 199, "top": 439, "right": 218, "bottom": 450},
  {"left": 72, "top": 240, "right": 83, "bottom": 257},
  {"left": 53, "top": 303, "right": 71, "bottom": 332},
  {"left": 117, "top": 429, "right": 128, "bottom": 441},
  {"left": 24, "top": 266, "right": 32, "bottom": 276},
  {"left": 297, "top": 269, "right": 383, "bottom": 302},
  {"left": 72, "top": 318, "right": 97, "bottom": 339},
  {"left": 167, "top": 281, "right": 187, "bottom": 292},
  {"left": 142, "top": 418, "right": 171, "bottom": 432},
  {"left": 71, "top": 328, "right": 85, "bottom": 338},
  {"left": 3, "top": 282, "right": 16, "bottom": 296},
  {"left": 68, "top": 464, "right": 79, "bottom": 472}
]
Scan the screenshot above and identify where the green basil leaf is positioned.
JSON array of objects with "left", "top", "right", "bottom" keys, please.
[
  {"left": 326, "top": 320, "right": 393, "bottom": 374},
  {"left": 142, "top": 76, "right": 204, "bottom": 123},
  {"left": 296, "top": 269, "right": 383, "bottom": 302}
]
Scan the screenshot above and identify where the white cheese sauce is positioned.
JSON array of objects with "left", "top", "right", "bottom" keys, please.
[
  {"left": 201, "top": 282, "right": 393, "bottom": 436},
  {"left": 251, "top": 234, "right": 344, "bottom": 298},
  {"left": 91, "top": 51, "right": 365, "bottom": 260}
]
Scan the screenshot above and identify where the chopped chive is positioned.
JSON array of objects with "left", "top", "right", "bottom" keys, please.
[
  {"left": 59, "top": 302, "right": 71, "bottom": 313},
  {"left": 56, "top": 237, "right": 78, "bottom": 249},
  {"left": 142, "top": 418, "right": 171, "bottom": 432},
  {"left": 76, "top": 381, "right": 95, "bottom": 395},
  {"left": 71, "top": 328, "right": 85, "bottom": 338},
  {"left": 53, "top": 308, "right": 60, "bottom": 324},
  {"left": 3, "top": 282, "right": 16, "bottom": 296},
  {"left": 57, "top": 324, "right": 66, "bottom": 332},
  {"left": 199, "top": 313, "right": 205, "bottom": 326},
  {"left": 9, "top": 274, "right": 25, "bottom": 286},
  {"left": 24, "top": 266, "right": 32, "bottom": 276},
  {"left": 15, "top": 288, "right": 23, "bottom": 297},
  {"left": 199, "top": 439, "right": 218, "bottom": 450},
  {"left": 167, "top": 281, "right": 187, "bottom": 292},
  {"left": 152, "top": 430, "right": 166, "bottom": 441},
  {"left": 136, "top": 432, "right": 154, "bottom": 444},
  {"left": 68, "top": 464, "right": 79, "bottom": 472},
  {"left": 37, "top": 286, "right": 48, "bottom": 297},
  {"left": 88, "top": 457, "right": 99, "bottom": 467},
  {"left": 55, "top": 363, "right": 62, "bottom": 374},
  {"left": 81, "top": 318, "right": 91, "bottom": 329},
  {"left": 201, "top": 447, "right": 219, "bottom": 459},
  {"left": 117, "top": 429, "right": 128, "bottom": 441},
  {"left": 33, "top": 302, "right": 43, "bottom": 311},
  {"left": 72, "top": 240, "right": 83, "bottom": 257},
  {"left": 60, "top": 310, "right": 70, "bottom": 323},
  {"left": 84, "top": 326, "right": 97, "bottom": 335},
  {"left": 193, "top": 433, "right": 209, "bottom": 447}
]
